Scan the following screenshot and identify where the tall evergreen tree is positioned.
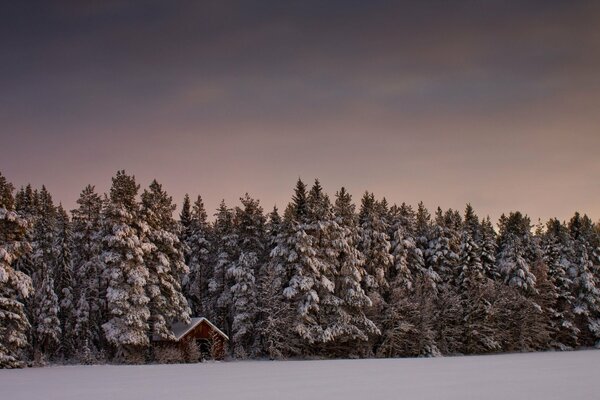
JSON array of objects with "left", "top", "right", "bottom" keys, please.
[
  {"left": 426, "top": 208, "right": 460, "bottom": 286},
  {"left": 209, "top": 200, "right": 238, "bottom": 338},
  {"left": 54, "top": 205, "right": 75, "bottom": 358},
  {"left": 497, "top": 234, "right": 537, "bottom": 295},
  {"left": 31, "top": 186, "right": 61, "bottom": 362},
  {"left": 228, "top": 194, "right": 265, "bottom": 358},
  {"left": 358, "top": 192, "right": 393, "bottom": 306},
  {"left": 543, "top": 219, "right": 578, "bottom": 349},
  {"left": 570, "top": 240, "right": 600, "bottom": 346},
  {"left": 0, "top": 173, "right": 33, "bottom": 368},
  {"left": 480, "top": 217, "right": 499, "bottom": 280},
  {"left": 100, "top": 171, "right": 150, "bottom": 362},
  {"left": 141, "top": 180, "right": 191, "bottom": 341},
  {"left": 71, "top": 185, "right": 104, "bottom": 359},
  {"left": 330, "top": 187, "right": 378, "bottom": 356},
  {"left": 182, "top": 195, "right": 212, "bottom": 316}
]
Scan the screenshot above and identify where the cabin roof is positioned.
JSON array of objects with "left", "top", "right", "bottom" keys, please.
[{"left": 154, "top": 317, "right": 229, "bottom": 342}]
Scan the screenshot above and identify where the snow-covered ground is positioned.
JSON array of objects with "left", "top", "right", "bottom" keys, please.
[{"left": 1, "top": 350, "right": 598, "bottom": 400}]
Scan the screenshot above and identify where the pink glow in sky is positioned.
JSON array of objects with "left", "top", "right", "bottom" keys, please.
[{"left": 2, "top": 1, "right": 599, "bottom": 223}]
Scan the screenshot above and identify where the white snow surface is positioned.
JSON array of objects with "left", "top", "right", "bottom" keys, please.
[{"left": 1, "top": 350, "right": 598, "bottom": 400}]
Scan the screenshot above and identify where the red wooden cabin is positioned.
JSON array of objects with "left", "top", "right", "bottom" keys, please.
[{"left": 153, "top": 317, "right": 229, "bottom": 361}]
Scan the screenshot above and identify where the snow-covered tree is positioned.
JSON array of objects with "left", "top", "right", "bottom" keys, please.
[
  {"left": 254, "top": 253, "right": 296, "bottom": 359},
  {"left": 570, "top": 240, "right": 600, "bottom": 346},
  {"left": 389, "top": 226, "right": 414, "bottom": 291},
  {"left": 454, "top": 230, "right": 500, "bottom": 353},
  {"left": 542, "top": 219, "right": 578, "bottom": 349},
  {"left": 480, "top": 217, "right": 499, "bottom": 280},
  {"left": 53, "top": 205, "right": 75, "bottom": 359},
  {"left": 456, "top": 231, "right": 484, "bottom": 289},
  {"left": 283, "top": 180, "right": 338, "bottom": 348},
  {"left": 497, "top": 234, "right": 537, "bottom": 295},
  {"left": 141, "top": 180, "right": 191, "bottom": 341},
  {"left": 266, "top": 206, "right": 282, "bottom": 250},
  {"left": 101, "top": 171, "right": 150, "bottom": 362},
  {"left": 209, "top": 200, "right": 238, "bottom": 338},
  {"left": 330, "top": 187, "right": 378, "bottom": 356},
  {"left": 228, "top": 194, "right": 265, "bottom": 358},
  {"left": 71, "top": 185, "right": 104, "bottom": 359},
  {"left": 426, "top": 208, "right": 460, "bottom": 286},
  {"left": 0, "top": 173, "right": 33, "bottom": 368},
  {"left": 30, "top": 186, "right": 61, "bottom": 362},
  {"left": 181, "top": 195, "right": 212, "bottom": 316},
  {"left": 358, "top": 192, "right": 393, "bottom": 308}
]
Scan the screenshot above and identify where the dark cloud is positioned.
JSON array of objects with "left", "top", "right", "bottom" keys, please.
[{"left": 1, "top": 1, "right": 599, "bottom": 222}]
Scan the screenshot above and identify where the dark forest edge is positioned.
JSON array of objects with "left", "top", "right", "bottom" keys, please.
[{"left": 1, "top": 170, "right": 599, "bottom": 368}]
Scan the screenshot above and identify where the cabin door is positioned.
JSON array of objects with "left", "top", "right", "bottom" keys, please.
[{"left": 196, "top": 339, "right": 212, "bottom": 360}]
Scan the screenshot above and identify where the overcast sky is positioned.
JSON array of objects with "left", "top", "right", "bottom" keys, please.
[{"left": 1, "top": 1, "right": 599, "bottom": 223}]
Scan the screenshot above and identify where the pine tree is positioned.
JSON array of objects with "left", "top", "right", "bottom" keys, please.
[
  {"left": 31, "top": 186, "right": 61, "bottom": 362},
  {"left": 179, "top": 194, "right": 192, "bottom": 238},
  {"left": 209, "top": 200, "right": 238, "bottom": 339},
  {"left": 389, "top": 225, "right": 414, "bottom": 291},
  {"left": 463, "top": 204, "right": 480, "bottom": 241},
  {"left": 480, "top": 217, "right": 499, "bottom": 280},
  {"left": 496, "top": 213, "right": 537, "bottom": 295},
  {"left": 497, "top": 234, "right": 537, "bottom": 295},
  {"left": 457, "top": 231, "right": 484, "bottom": 289},
  {"left": 414, "top": 202, "right": 440, "bottom": 290},
  {"left": 291, "top": 178, "right": 308, "bottom": 222},
  {"left": 53, "top": 205, "right": 75, "bottom": 358},
  {"left": 456, "top": 230, "right": 500, "bottom": 353},
  {"left": 141, "top": 180, "right": 191, "bottom": 341},
  {"left": 570, "top": 240, "right": 600, "bottom": 346},
  {"left": 32, "top": 272, "right": 61, "bottom": 363},
  {"left": 358, "top": 192, "right": 393, "bottom": 307},
  {"left": 255, "top": 253, "right": 296, "bottom": 359},
  {"left": 228, "top": 194, "right": 265, "bottom": 358},
  {"left": 274, "top": 180, "right": 334, "bottom": 352},
  {"left": 182, "top": 195, "right": 212, "bottom": 316},
  {"left": 426, "top": 208, "right": 459, "bottom": 286},
  {"left": 0, "top": 173, "right": 33, "bottom": 368},
  {"left": 13, "top": 185, "right": 37, "bottom": 279},
  {"left": 101, "top": 171, "right": 150, "bottom": 362},
  {"left": 266, "top": 206, "right": 282, "bottom": 250},
  {"left": 543, "top": 219, "right": 578, "bottom": 349},
  {"left": 71, "top": 185, "right": 104, "bottom": 360},
  {"left": 330, "top": 187, "right": 378, "bottom": 356},
  {"left": 287, "top": 180, "right": 339, "bottom": 348}
]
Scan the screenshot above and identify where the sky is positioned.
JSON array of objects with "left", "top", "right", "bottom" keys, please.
[{"left": 1, "top": 1, "right": 599, "bottom": 223}]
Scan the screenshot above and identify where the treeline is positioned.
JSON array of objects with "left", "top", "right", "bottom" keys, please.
[{"left": 1, "top": 170, "right": 599, "bottom": 367}]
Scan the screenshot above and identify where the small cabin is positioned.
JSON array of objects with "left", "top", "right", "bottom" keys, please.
[{"left": 153, "top": 317, "right": 229, "bottom": 361}]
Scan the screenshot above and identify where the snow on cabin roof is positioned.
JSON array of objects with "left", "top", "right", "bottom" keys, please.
[{"left": 157, "top": 317, "right": 229, "bottom": 342}]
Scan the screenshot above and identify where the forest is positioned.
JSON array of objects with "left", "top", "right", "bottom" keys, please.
[{"left": 1, "top": 170, "right": 599, "bottom": 367}]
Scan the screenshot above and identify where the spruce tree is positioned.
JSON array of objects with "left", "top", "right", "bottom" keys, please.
[
  {"left": 182, "top": 195, "right": 212, "bottom": 316},
  {"left": 543, "top": 219, "right": 578, "bottom": 349},
  {"left": 31, "top": 186, "right": 61, "bottom": 362},
  {"left": 358, "top": 192, "right": 393, "bottom": 306},
  {"left": 456, "top": 230, "right": 499, "bottom": 353},
  {"left": 209, "top": 200, "right": 238, "bottom": 338},
  {"left": 101, "top": 171, "right": 150, "bottom": 362},
  {"left": 497, "top": 234, "right": 537, "bottom": 295},
  {"left": 330, "top": 187, "right": 378, "bottom": 356},
  {"left": 570, "top": 240, "right": 600, "bottom": 346},
  {"left": 426, "top": 208, "right": 460, "bottom": 286},
  {"left": 53, "top": 205, "right": 75, "bottom": 358},
  {"left": 480, "top": 217, "right": 499, "bottom": 280},
  {"left": 0, "top": 173, "right": 33, "bottom": 368},
  {"left": 141, "top": 180, "right": 191, "bottom": 341},
  {"left": 71, "top": 185, "right": 104, "bottom": 359},
  {"left": 228, "top": 194, "right": 265, "bottom": 358}
]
